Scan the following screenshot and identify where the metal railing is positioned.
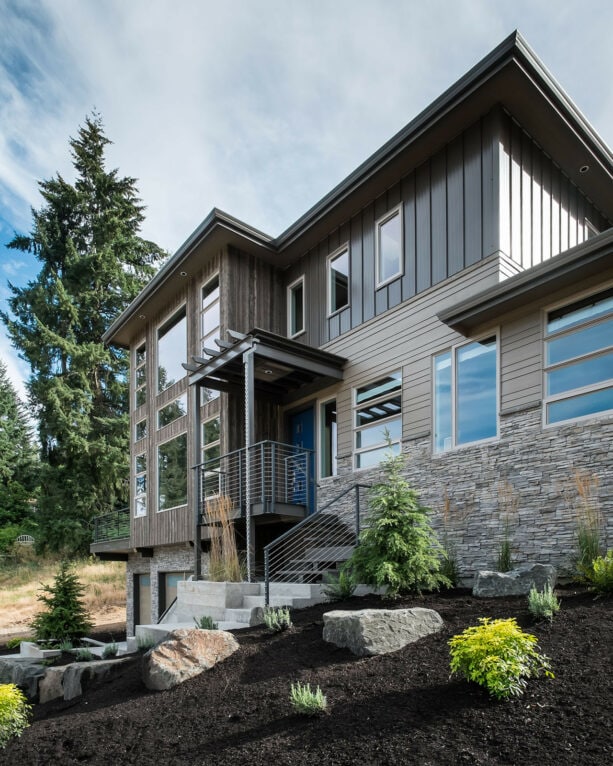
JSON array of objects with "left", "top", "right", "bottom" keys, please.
[
  {"left": 195, "top": 440, "right": 315, "bottom": 525},
  {"left": 263, "top": 483, "right": 371, "bottom": 604},
  {"left": 91, "top": 507, "right": 130, "bottom": 543}
]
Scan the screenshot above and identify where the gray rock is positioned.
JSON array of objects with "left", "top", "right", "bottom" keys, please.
[
  {"left": 0, "top": 659, "right": 46, "bottom": 699},
  {"left": 142, "top": 628, "right": 240, "bottom": 691},
  {"left": 472, "top": 563, "right": 557, "bottom": 597},
  {"left": 322, "top": 607, "right": 444, "bottom": 657}
]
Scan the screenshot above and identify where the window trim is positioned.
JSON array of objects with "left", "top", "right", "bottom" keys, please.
[
  {"left": 156, "top": 305, "right": 187, "bottom": 395},
  {"left": 353, "top": 370, "right": 402, "bottom": 470},
  {"left": 542, "top": 284, "right": 613, "bottom": 428},
  {"left": 432, "top": 332, "right": 500, "bottom": 454},
  {"left": 375, "top": 204, "right": 404, "bottom": 289},
  {"left": 287, "top": 275, "right": 306, "bottom": 338},
  {"left": 327, "top": 244, "right": 350, "bottom": 318},
  {"left": 156, "top": 431, "right": 188, "bottom": 513}
]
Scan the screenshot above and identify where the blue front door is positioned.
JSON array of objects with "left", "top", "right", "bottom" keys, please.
[{"left": 289, "top": 407, "right": 315, "bottom": 512}]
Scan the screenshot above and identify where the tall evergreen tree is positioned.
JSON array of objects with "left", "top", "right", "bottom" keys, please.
[
  {"left": 1, "top": 115, "right": 165, "bottom": 554},
  {"left": 0, "top": 361, "right": 37, "bottom": 529}
]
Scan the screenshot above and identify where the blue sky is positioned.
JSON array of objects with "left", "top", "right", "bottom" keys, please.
[{"left": 1, "top": 0, "right": 612, "bottom": 402}]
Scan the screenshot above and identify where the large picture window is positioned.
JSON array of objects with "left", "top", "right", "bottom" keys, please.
[
  {"left": 327, "top": 246, "right": 350, "bottom": 315},
  {"left": 376, "top": 206, "right": 403, "bottom": 287},
  {"left": 434, "top": 336, "right": 498, "bottom": 452},
  {"left": 354, "top": 372, "right": 402, "bottom": 468},
  {"left": 157, "top": 308, "right": 187, "bottom": 393},
  {"left": 544, "top": 288, "right": 613, "bottom": 424},
  {"left": 158, "top": 433, "right": 188, "bottom": 512}
]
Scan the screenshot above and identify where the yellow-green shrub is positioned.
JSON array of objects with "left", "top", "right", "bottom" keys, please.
[
  {"left": 0, "top": 684, "right": 31, "bottom": 748},
  {"left": 449, "top": 617, "right": 553, "bottom": 700},
  {"left": 584, "top": 551, "right": 613, "bottom": 595}
]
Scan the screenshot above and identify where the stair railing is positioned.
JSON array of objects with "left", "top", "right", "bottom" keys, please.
[{"left": 263, "top": 483, "right": 371, "bottom": 605}]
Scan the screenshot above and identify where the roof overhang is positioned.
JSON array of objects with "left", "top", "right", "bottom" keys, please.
[
  {"left": 185, "top": 328, "right": 346, "bottom": 402},
  {"left": 438, "top": 228, "right": 613, "bottom": 334}
]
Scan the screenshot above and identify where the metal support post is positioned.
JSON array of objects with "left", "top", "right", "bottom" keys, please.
[{"left": 244, "top": 346, "right": 255, "bottom": 582}]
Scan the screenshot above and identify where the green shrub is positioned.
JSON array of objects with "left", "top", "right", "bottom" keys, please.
[
  {"left": 263, "top": 606, "right": 292, "bottom": 632},
  {"left": 102, "top": 642, "right": 118, "bottom": 659},
  {"left": 0, "top": 684, "right": 31, "bottom": 748},
  {"left": 5, "top": 637, "right": 26, "bottom": 651},
  {"left": 322, "top": 568, "right": 357, "bottom": 601},
  {"left": 75, "top": 648, "right": 94, "bottom": 662},
  {"left": 193, "top": 615, "right": 217, "bottom": 630},
  {"left": 528, "top": 585, "right": 560, "bottom": 621},
  {"left": 289, "top": 682, "right": 327, "bottom": 715},
  {"left": 30, "top": 560, "right": 93, "bottom": 643},
  {"left": 58, "top": 640, "right": 74, "bottom": 651},
  {"left": 344, "top": 453, "right": 450, "bottom": 596},
  {"left": 584, "top": 551, "right": 613, "bottom": 595},
  {"left": 449, "top": 617, "right": 553, "bottom": 700}
]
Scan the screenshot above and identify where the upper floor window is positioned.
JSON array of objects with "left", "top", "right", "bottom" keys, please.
[
  {"left": 328, "top": 246, "right": 350, "bottom": 315},
  {"left": 158, "top": 433, "right": 188, "bottom": 512},
  {"left": 134, "top": 453, "right": 147, "bottom": 518},
  {"left": 288, "top": 276, "right": 305, "bottom": 337},
  {"left": 135, "top": 418, "right": 147, "bottom": 442},
  {"left": 157, "top": 308, "right": 187, "bottom": 393},
  {"left": 544, "top": 287, "right": 613, "bottom": 425},
  {"left": 201, "top": 276, "right": 220, "bottom": 356},
  {"left": 201, "top": 415, "right": 221, "bottom": 496},
  {"left": 376, "top": 206, "right": 403, "bottom": 287},
  {"left": 157, "top": 393, "right": 188, "bottom": 429},
  {"left": 434, "top": 336, "right": 498, "bottom": 452},
  {"left": 134, "top": 343, "right": 146, "bottom": 409},
  {"left": 354, "top": 372, "right": 402, "bottom": 468}
]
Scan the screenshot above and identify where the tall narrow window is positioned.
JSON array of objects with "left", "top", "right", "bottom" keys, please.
[
  {"left": 134, "top": 343, "right": 146, "bottom": 409},
  {"left": 288, "top": 276, "right": 305, "bottom": 337},
  {"left": 201, "top": 276, "right": 220, "bottom": 356},
  {"left": 157, "top": 308, "right": 186, "bottom": 393},
  {"left": 544, "top": 288, "right": 613, "bottom": 424},
  {"left": 320, "top": 399, "right": 337, "bottom": 478},
  {"left": 134, "top": 453, "right": 147, "bottom": 517},
  {"left": 376, "top": 206, "right": 403, "bottom": 286},
  {"left": 158, "top": 433, "right": 188, "bottom": 512},
  {"left": 354, "top": 372, "right": 402, "bottom": 468},
  {"left": 434, "top": 336, "right": 498, "bottom": 452},
  {"left": 328, "top": 246, "right": 350, "bottom": 315},
  {"left": 201, "top": 416, "right": 221, "bottom": 496}
]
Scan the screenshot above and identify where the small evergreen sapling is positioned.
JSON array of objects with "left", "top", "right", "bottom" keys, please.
[
  {"left": 30, "top": 560, "right": 93, "bottom": 643},
  {"left": 345, "top": 452, "right": 450, "bottom": 596}
]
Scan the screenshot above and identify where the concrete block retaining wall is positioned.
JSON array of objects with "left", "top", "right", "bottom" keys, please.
[{"left": 318, "top": 406, "right": 613, "bottom": 579}]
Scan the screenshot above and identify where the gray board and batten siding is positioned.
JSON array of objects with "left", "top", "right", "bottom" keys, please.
[{"left": 284, "top": 108, "right": 609, "bottom": 350}]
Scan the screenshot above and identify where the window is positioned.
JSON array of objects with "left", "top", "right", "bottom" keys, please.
[
  {"left": 135, "top": 418, "right": 147, "bottom": 442},
  {"left": 288, "top": 276, "right": 305, "bottom": 337},
  {"left": 201, "top": 276, "right": 220, "bottom": 356},
  {"left": 157, "top": 393, "right": 188, "bottom": 429},
  {"left": 328, "top": 246, "right": 349, "bottom": 315},
  {"left": 158, "top": 433, "right": 187, "bottom": 511},
  {"left": 201, "top": 416, "right": 221, "bottom": 496},
  {"left": 544, "top": 288, "right": 613, "bottom": 425},
  {"left": 134, "top": 343, "right": 146, "bottom": 409},
  {"left": 157, "top": 308, "right": 187, "bottom": 393},
  {"left": 320, "top": 399, "right": 337, "bottom": 478},
  {"left": 376, "top": 206, "right": 403, "bottom": 286},
  {"left": 354, "top": 372, "right": 402, "bottom": 468},
  {"left": 134, "top": 453, "right": 147, "bottom": 517},
  {"left": 434, "top": 336, "right": 498, "bottom": 452}
]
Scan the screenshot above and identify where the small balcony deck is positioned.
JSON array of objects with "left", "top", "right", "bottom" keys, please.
[{"left": 90, "top": 507, "right": 131, "bottom": 560}]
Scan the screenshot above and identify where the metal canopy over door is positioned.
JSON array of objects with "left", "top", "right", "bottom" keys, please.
[{"left": 289, "top": 407, "right": 315, "bottom": 512}]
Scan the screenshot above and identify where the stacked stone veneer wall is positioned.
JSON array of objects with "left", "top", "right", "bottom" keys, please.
[
  {"left": 126, "top": 545, "right": 209, "bottom": 635},
  {"left": 318, "top": 406, "right": 612, "bottom": 580}
]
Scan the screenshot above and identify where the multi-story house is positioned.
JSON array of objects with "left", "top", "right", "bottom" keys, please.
[{"left": 91, "top": 32, "right": 613, "bottom": 633}]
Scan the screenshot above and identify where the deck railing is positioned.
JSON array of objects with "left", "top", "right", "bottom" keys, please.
[{"left": 91, "top": 507, "right": 130, "bottom": 543}]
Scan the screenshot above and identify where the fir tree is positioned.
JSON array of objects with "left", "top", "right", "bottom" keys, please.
[
  {"left": 0, "top": 115, "right": 165, "bottom": 554},
  {"left": 30, "top": 560, "right": 93, "bottom": 643},
  {"left": 0, "top": 361, "right": 37, "bottom": 529},
  {"left": 346, "top": 452, "right": 450, "bottom": 596}
]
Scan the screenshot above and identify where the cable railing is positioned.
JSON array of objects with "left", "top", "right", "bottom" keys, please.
[
  {"left": 263, "top": 483, "right": 371, "bottom": 604},
  {"left": 195, "top": 440, "right": 315, "bottom": 525},
  {"left": 91, "top": 507, "right": 130, "bottom": 543}
]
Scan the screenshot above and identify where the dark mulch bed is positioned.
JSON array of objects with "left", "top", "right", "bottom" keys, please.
[{"left": 1, "top": 587, "right": 611, "bottom": 766}]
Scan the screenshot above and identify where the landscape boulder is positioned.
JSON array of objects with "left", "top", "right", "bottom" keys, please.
[
  {"left": 142, "top": 628, "right": 239, "bottom": 691},
  {"left": 322, "top": 608, "right": 443, "bottom": 657},
  {"left": 472, "top": 563, "right": 557, "bottom": 597}
]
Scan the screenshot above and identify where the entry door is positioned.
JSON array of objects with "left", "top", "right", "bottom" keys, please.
[{"left": 289, "top": 407, "right": 315, "bottom": 512}]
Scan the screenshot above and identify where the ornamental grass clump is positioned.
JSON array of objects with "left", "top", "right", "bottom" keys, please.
[
  {"left": 449, "top": 617, "right": 553, "bottom": 700},
  {"left": 528, "top": 585, "right": 561, "bottom": 621},
  {"left": 289, "top": 682, "right": 327, "bottom": 715},
  {"left": 0, "top": 684, "right": 31, "bottom": 748}
]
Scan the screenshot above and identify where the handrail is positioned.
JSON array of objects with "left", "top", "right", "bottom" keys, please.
[
  {"left": 91, "top": 507, "right": 130, "bottom": 543},
  {"left": 263, "top": 483, "right": 371, "bottom": 605},
  {"left": 157, "top": 596, "right": 178, "bottom": 624}
]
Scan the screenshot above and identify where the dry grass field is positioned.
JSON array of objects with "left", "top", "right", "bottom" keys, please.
[{"left": 0, "top": 555, "right": 126, "bottom": 637}]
